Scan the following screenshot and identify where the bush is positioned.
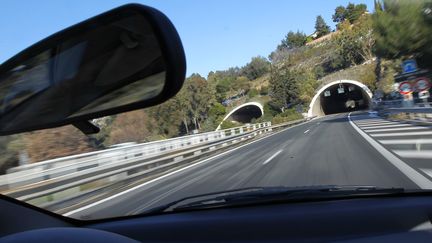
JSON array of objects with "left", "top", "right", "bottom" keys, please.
[
  {"left": 271, "top": 108, "right": 303, "bottom": 125},
  {"left": 264, "top": 102, "right": 279, "bottom": 117},
  {"left": 209, "top": 103, "right": 226, "bottom": 117},
  {"left": 248, "top": 88, "right": 259, "bottom": 98},
  {"left": 220, "top": 120, "right": 241, "bottom": 130},
  {"left": 260, "top": 86, "right": 269, "bottom": 95}
]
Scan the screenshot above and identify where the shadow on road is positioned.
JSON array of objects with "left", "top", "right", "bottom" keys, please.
[{"left": 321, "top": 117, "right": 349, "bottom": 123}]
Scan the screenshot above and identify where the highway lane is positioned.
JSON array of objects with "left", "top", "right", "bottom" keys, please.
[
  {"left": 350, "top": 113, "right": 432, "bottom": 185},
  {"left": 69, "top": 113, "right": 419, "bottom": 219}
]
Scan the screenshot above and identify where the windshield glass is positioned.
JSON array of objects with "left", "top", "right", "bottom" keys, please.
[{"left": 1, "top": 0, "right": 432, "bottom": 220}]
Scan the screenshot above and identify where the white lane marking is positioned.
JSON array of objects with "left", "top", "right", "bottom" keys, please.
[
  {"left": 379, "top": 139, "right": 432, "bottom": 145},
  {"left": 365, "top": 126, "right": 429, "bottom": 133},
  {"left": 263, "top": 150, "right": 283, "bottom": 165},
  {"left": 420, "top": 168, "right": 432, "bottom": 178},
  {"left": 370, "top": 131, "right": 432, "bottom": 137},
  {"left": 355, "top": 121, "right": 397, "bottom": 126},
  {"left": 304, "top": 129, "right": 310, "bottom": 134},
  {"left": 393, "top": 150, "right": 432, "bottom": 159},
  {"left": 354, "top": 118, "right": 394, "bottom": 122},
  {"left": 63, "top": 118, "right": 319, "bottom": 216},
  {"left": 353, "top": 118, "right": 391, "bottom": 122},
  {"left": 353, "top": 119, "right": 387, "bottom": 122},
  {"left": 361, "top": 124, "right": 413, "bottom": 129},
  {"left": 348, "top": 112, "right": 432, "bottom": 189}
]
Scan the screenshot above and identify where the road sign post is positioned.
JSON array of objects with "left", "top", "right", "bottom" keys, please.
[
  {"left": 399, "top": 81, "right": 413, "bottom": 95},
  {"left": 399, "top": 81, "right": 414, "bottom": 107},
  {"left": 414, "top": 77, "right": 431, "bottom": 92},
  {"left": 414, "top": 77, "right": 431, "bottom": 107},
  {"left": 402, "top": 59, "right": 417, "bottom": 74},
  {"left": 419, "top": 90, "right": 430, "bottom": 107}
]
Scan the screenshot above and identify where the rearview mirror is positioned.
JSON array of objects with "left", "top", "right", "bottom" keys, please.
[{"left": 0, "top": 4, "right": 186, "bottom": 135}]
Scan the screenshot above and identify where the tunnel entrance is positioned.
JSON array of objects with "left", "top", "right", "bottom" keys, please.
[
  {"left": 216, "top": 102, "right": 264, "bottom": 130},
  {"left": 227, "top": 105, "right": 263, "bottom": 123},
  {"left": 320, "top": 83, "right": 368, "bottom": 115},
  {"left": 308, "top": 80, "right": 372, "bottom": 117}
]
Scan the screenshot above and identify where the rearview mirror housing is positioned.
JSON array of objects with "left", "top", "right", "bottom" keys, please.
[{"left": 0, "top": 4, "right": 186, "bottom": 135}]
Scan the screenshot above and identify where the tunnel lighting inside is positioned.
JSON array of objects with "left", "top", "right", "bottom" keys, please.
[
  {"left": 320, "top": 83, "right": 368, "bottom": 115},
  {"left": 308, "top": 80, "right": 372, "bottom": 117}
]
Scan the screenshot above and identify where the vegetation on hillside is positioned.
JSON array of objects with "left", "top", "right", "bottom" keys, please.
[{"left": 2, "top": 1, "right": 428, "bottom": 172}]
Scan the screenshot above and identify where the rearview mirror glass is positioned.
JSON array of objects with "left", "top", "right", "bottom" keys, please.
[{"left": 0, "top": 4, "right": 185, "bottom": 135}]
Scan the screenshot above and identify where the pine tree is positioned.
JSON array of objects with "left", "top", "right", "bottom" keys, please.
[{"left": 315, "top": 15, "right": 331, "bottom": 38}]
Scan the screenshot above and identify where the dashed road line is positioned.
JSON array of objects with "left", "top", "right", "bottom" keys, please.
[
  {"left": 263, "top": 150, "right": 283, "bottom": 165},
  {"left": 364, "top": 126, "right": 429, "bottom": 133},
  {"left": 370, "top": 131, "right": 432, "bottom": 137}
]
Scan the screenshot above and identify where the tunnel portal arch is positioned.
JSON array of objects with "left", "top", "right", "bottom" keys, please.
[
  {"left": 308, "top": 80, "right": 373, "bottom": 117},
  {"left": 216, "top": 102, "right": 264, "bottom": 130}
]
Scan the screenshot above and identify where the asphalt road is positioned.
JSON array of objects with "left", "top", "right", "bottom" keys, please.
[{"left": 69, "top": 113, "right": 425, "bottom": 220}]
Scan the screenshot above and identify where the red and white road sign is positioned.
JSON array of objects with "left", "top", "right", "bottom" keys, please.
[
  {"left": 415, "top": 77, "right": 431, "bottom": 92},
  {"left": 399, "top": 81, "right": 413, "bottom": 94}
]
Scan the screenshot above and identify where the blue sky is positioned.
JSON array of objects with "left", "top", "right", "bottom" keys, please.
[{"left": 0, "top": 0, "right": 373, "bottom": 77}]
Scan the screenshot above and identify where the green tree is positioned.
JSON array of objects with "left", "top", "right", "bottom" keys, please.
[
  {"left": 241, "top": 56, "right": 270, "bottom": 80},
  {"left": 183, "top": 74, "right": 216, "bottom": 130},
  {"left": 248, "top": 88, "right": 259, "bottom": 98},
  {"left": 333, "top": 14, "right": 374, "bottom": 67},
  {"left": 269, "top": 67, "right": 299, "bottom": 112},
  {"left": 295, "top": 69, "right": 318, "bottom": 104},
  {"left": 346, "top": 3, "right": 367, "bottom": 23},
  {"left": 333, "top": 6, "right": 347, "bottom": 24},
  {"left": 373, "top": 0, "right": 432, "bottom": 67},
  {"left": 209, "top": 103, "right": 226, "bottom": 117},
  {"left": 278, "top": 31, "right": 307, "bottom": 50},
  {"left": 147, "top": 98, "right": 184, "bottom": 137},
  {"left": 315, "top": 15, "right": 331, "bottom": 37},
  {"left": 231, "top": 76, "right": 250, "bottom": 94},
  {"left": 175, "top": 88, "right": 192, "bottom": 134},
  {"left": 201, "top": 102, "right": 227, "bottom": 131},
  {"left": 208, "top": 69, "right": 240, "bottom": 102},
  {"left": 333, "top": 3, "right": 367, "bottom": 28}
]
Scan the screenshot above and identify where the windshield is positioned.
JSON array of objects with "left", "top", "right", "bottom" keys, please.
[{"left": 1, "top": 0, "right": 432, "bottom": 220}]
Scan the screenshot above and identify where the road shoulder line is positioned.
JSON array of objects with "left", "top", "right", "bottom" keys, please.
[{"left": 348, "top": 112, "right": 432, "bottom": 189}]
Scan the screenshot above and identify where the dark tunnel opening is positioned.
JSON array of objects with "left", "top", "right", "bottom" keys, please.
[
  {"left": 320, "top": 83, "right": 369, "bottom": 115},
  {"left": 228, "top": 105, "right": 263, "bottom": 123}
]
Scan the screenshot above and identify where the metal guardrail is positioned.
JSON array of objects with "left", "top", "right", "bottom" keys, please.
[
  {"left": 0, "top": 119, "right": 307, "bottom": 213},
  {"left": 378, "top": 104, "right": 432, "bottom": 123},
  {"left": 0, "top": 122, "right": 271, "bottom": 189},
  {"left": 387, "top": 107, "right": 432, "bottom": 114},
  {"left": 375, "top": 99, "right": 432, "bottom": 108}
]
